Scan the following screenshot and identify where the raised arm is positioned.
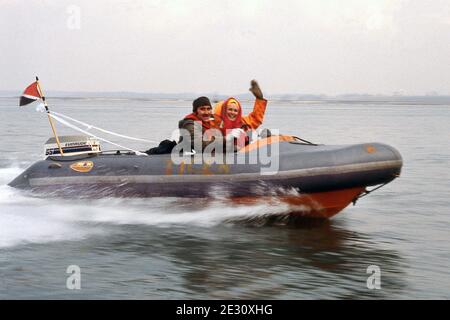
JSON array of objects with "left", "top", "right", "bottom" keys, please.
[{"left": 242, "top": 80, "right": 267, "bottom": 130}]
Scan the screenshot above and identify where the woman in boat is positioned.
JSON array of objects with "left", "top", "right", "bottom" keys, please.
[{"left": 213, "top": 80, "right": 267, "bottom": 146}]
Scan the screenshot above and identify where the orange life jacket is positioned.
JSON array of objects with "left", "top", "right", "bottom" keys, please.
[
  {"left": 183, "top": 113, "right": 221, "bottom": 131},
  {"left": 182, "top": 113, "right": 222, "bottom": 141}
]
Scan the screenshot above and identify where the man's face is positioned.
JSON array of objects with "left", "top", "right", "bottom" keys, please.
[{"left": 196, "top": 105, "right": 213, "bottom": 122}]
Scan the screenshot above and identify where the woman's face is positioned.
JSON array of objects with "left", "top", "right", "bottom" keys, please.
[{"left": 226, "top": 104, "right": 239, "bottom": 120}]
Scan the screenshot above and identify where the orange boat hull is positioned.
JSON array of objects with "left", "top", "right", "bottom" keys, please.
[{"left": 232, "top": 187, "right": 365, "bottom": 219}]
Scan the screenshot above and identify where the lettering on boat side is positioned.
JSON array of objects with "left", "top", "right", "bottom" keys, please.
[
  {"left": 366, "top": 265, "right": 381, "bottom": 289},
  {"left": 165, "top": 160, "right": 230, "bottom": 175},
  {"left": 70, "top": 161, "right": 94, "bottom": 173}
]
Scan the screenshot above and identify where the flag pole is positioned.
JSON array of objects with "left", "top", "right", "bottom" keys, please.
[{"left": 35, "top": 76, "right": 64, "bottom": 156}]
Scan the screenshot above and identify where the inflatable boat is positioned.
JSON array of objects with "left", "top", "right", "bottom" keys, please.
[{"left": 8, "top": 134, "right": 402, "bottom": 218}]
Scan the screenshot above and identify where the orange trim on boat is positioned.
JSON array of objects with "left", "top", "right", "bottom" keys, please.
[
  {"left": 231, "top": 187, "right": 365, "bottom": 219},
  {"left": 239, "top": 135, "right": 297, "bottom": 153}
]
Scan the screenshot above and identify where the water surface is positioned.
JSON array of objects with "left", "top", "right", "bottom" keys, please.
[{"left": 0, "top": 97, "right": 449, "bottom": 299}]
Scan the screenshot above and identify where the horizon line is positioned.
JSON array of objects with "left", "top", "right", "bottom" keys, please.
[{"left": 1, "top": 89, "right": 449, "bottom": 98}]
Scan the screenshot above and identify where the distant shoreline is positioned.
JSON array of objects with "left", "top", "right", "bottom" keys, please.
[{"left": 1, "top": 91, "right": 450, "bottom": 105}]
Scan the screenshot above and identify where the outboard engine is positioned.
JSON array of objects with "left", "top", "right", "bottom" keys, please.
[{"left": 44, "top": 135, "right": 101, "bottom": 156}]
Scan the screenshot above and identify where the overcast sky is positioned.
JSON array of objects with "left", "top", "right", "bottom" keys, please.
[{"left": 1, "top": 0, "right": 449, "bottom": 95}]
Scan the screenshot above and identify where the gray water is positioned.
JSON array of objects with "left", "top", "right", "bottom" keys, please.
[{"left": 0, "top": 97, "right": 449, "bottom": 299}]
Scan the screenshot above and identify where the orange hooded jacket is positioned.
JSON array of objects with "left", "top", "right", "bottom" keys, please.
[{"left": 213, "top": 97, "right": 267, "bottom": 132}]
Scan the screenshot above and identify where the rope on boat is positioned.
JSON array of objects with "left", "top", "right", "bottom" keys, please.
[
  {"left": 48, "top": 113, "right": 148, "bottom": 156},
  {"left": 292, "top": 136, "right": 318, "bottom": 146},
  {"left": 47, "top": 112, "right": 317, "bottom": 156},
  {"left": 51, "top": 111, "right": 157, "bottom": 144},
  {"left": 352, "top": 181, "right": 390, "bottom": 205}
]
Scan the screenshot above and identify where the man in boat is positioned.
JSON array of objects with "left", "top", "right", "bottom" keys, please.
[{"left": 178, "top": 96, "right": 241, "bottom": 153}]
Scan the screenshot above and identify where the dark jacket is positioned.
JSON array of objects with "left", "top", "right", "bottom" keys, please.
[{"left": 178, "top": 115, "right": 224, "bottom": 153}]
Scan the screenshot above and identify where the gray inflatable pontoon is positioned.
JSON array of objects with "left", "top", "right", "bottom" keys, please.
[{"left": 8, "top": 135, "right": 402, "bottom": 218}]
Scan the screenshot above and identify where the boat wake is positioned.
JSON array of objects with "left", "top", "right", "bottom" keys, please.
[{"left": 0, "top": 167, "right": 312, "bottom": 249}]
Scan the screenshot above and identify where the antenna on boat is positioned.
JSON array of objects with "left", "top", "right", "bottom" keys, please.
[{"left": 35, "top": 76, "right": 65, "bottom": 156}]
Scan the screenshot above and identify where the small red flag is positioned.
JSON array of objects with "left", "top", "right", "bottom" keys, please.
[{"left": 19, "top": 81, "right": 42, "bottom": 106}]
